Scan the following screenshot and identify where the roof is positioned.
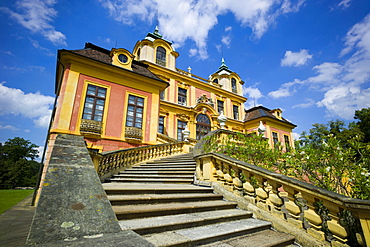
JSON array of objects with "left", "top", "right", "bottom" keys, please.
[
  {"left": 244, "top": 105, "right": 296, "bottom": 127},
  {"left": 64, "top": 42, "right": 166, "bottom": 82}
]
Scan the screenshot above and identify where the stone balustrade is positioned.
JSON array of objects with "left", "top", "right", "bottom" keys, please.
[
  {"left": 194, "top": 129, "right": 370, "bottom": 247},
  {"left": 90, "top": 141, "right": 187, "bottom": 181}
]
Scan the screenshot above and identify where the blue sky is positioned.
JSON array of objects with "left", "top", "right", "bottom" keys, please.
[{"left": 1, "top": 0, "right": 370, "bottom": 156}]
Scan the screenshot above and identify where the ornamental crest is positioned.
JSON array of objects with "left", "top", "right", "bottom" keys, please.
[{"left": 196, "top": 94, "right": 214, "bottom": 107}]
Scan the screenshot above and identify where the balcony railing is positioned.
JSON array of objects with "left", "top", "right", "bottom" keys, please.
[
  {"left": 125, "top": 127, "right": 143, "bottom": 140},
  {"left": 80, "top": 119, "right": 102, "bottom": 135},
  {"left": 194, "top": 129, "right": 370, "bottom": 247}
]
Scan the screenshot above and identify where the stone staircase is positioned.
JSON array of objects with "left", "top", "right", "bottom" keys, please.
[{"left": 103, "top": 153, "right": 295, "bottom": 247}]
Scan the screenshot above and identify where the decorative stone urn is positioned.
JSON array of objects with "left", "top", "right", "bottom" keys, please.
[
  {"left": 217, "top": 111, "right": 227, "bottom": 129},
  {"left": 182, "top": 126, "right": 190, "bottom": 141},
  {"left": 258, "top": 120, "right": 266, "bottom": 136}
]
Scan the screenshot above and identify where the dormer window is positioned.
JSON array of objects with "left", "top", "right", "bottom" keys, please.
[
  {"left": 231, "top": 78, "right": 237, "bottom": 93},
  {"left": 156, "top": 46, "right": 166, "bottom": 66},
  {"left": 118, "top": 54, "right": 128, "bottom": 63},
  {"left": 213, "top": 78, "right": 218, "bottom": 84}
]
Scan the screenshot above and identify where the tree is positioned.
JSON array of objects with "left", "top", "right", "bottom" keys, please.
[
  {"left": 0, "top": 137, "right": 40, "bottom": 189},
  {"left": 354, "top": 107, "right": 370, "bottom": 143}
]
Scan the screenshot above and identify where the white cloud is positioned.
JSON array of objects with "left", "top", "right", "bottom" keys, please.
[
  {"left": 243, "top": 86, "right": 264, "bottom": 108},
  {"left": 338, "top": 0, "right": 352, "bottom": 9},
  {"left": 281, "top": 49, "right": 312, "bottom": 67},
  {"left": 189, "top": 48, "right": 197, "bottom": 57},
  {"left": 0, "top": 82, "right": 54, "bottom": 128},
  {"left": 1, "top": 0, "right": 67, "bottom": 46},
  {"left": 268, "top": 79, "right": 302, "bottom": 98},
  {"left": 292, "top": 98, "right": 315, "bottom": 109},
  {"left": 99, "top": 0, "right": 305, "bottom": 59},
  {"left": 0, "top": 50, "right": 14, "bottom": 56},
  {"left": 221, "top": 35, "right": 232, "bottom": 48},
  {"left": 0, "top": 124, "right": 19, "bottom": 131},
  {"left": 270, "top": 14, "right": 370, "bottom": 120}
]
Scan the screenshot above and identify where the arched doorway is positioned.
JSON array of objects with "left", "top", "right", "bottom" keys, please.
[{"left": 196, "top": 114, "right": 211, "bottom": 140}]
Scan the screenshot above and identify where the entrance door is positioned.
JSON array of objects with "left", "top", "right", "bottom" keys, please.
[{"left": 196, "top": 114, "right": 211, "bottom": 140}]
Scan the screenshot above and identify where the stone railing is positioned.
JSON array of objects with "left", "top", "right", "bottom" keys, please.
[
  {"left": 193, "top": 130, "right": 370, "bottom": 247},
  {"left": 90, "top": 141, "right": 188, "bottom": 181},
  {"left": 80, "top": 119, "right": 102, "bottom": 135},
  {"left": 176, "top": 68, "right": 210, "bottom": 83}
]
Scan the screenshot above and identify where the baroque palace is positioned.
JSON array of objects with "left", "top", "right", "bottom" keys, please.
[{"left": 49, "top": 27, "right": 296, "bottom": 153}]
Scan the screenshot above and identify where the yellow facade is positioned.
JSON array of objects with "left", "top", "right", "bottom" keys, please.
[{"left": 49, "top": 28, "right": 296, "bottom": 153}]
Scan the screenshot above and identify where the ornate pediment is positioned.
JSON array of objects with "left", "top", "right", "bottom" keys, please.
[{"left": 196, "top": 94, "right": 214, "bottom": 107}]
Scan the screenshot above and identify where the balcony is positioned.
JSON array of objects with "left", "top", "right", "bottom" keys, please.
[
  {"left": 80, "top": 119, "right": 102, "bottom": 136},
  {"left": 125, "top": 126, "right": 143, "bottom": 141}
]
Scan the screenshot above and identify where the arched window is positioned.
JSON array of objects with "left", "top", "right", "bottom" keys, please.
[
  {"left": 196, "top": 114, "right": 211, "bottom": 140},
  {"left": 156, "top": 46, "right": 166, "bottom": 66},
  {"left": 231, "top": 78, "right": 237, "bottom": 93}
]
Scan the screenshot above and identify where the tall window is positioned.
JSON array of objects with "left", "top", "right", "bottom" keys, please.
[
  {"left": 178, "top": 88, "right": 187, "bottom": 105},
  {"left": 284, "top": 135, "right": 291, "bottom": 152},
  {"left": 158, "top": 116, "right": 165, "bottom": 134},
  {"left": 272, "top": 132, "right": 279, "bottom": 148},
  {"left": 177, "top": 120, "right": 187, "bottom": 141},
  {"left": 160, "top": 90, "right": 165, "bottom": 100},
  {"left": 217, "top": 100, "right": 224, "bottom": 114},
  {"left": 126, "top": 95, "right": 144, "bottom": 129},
  {"left": 82, "top": 84, "right": 106, "bottom": 122},
  {"left": 156, "top": 46, "right": 166, "bottom": 66},
  {"left": 233, "top": 105, "right": 239, "bottom": 120},
  {"left": 196, "top": 114, "right": 211, "bottom": 140},
  {"left": 231, "top": 78, "right": 237, "bottom": 93}
]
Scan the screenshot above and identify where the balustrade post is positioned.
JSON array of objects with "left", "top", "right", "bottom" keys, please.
[
  {"left": 232, "top": 168, "right": 243, "bottom": 197},
  {"left": 223, "top": 164, "right": 233, "bottom": 192},
  {"left": 284, "top": 186, "right": 304, "bottom": 229},
  {"left": 301, "top": 193, "right": 326, "bottom": 241},
  {"left": 268, "top": 181, "right": 284, "bottom": 219},
  {"left": 324, "top": 202, "right": 351, "bottom": 246},
  {"left": 255, "top": 176, "right": 269, "bottom": 211},
  {"left": 242, "top": 171, "right": 256, "bottom": 204},
  {"left": 216, "top": 162, "right": 225, "bottom": 186}
]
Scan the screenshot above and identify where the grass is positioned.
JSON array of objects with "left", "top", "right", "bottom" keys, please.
[{"left": 0, "top": 190, "right": 33, "bottom": 214}]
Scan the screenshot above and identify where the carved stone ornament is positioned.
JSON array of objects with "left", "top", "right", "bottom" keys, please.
[
  {"left": 196, "top": 94, "right": 214, "bottom": 107},
  {"left": 80, "top": 119, "right": 102, "bottom": 135},
  {"left": 217, "top": 111, "right": 227, "bottom": 129},
  {"left": 176, "top": 113, "right": 190, "bottom": 122},
  {"left": 125, "top": 127, "right": 143, "bottom": 140}
]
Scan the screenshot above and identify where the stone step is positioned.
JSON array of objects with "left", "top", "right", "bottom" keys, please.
[
  {"left": 144, "top": 161, "right": 196, "bottom": 165},
  {"left": 113, "top": 200, "right": 238, "bottom": 220},
  {"left": 119, "top": 209, "right": 253, "bottom": 235},
  {"left": 121, "top": 170, "right": 194, "bottom": 175},
  {"left": 126, "top": 167, "right": 195, "bottom": 171},
  {"left": 113, "top": 174, "right": 194, "bottom": 179},
  {"left": 108, "top": 193, "right": 224, "bottom": 205},
  {"left": 103, "top": 183, "right": 214, "bottom": 195},
  {"left": 199, "top": 229, "right": 295, "bottom": 247},
  {"left": 107, "top": 178, "right": 194, "bottom": 184},
  {"left": 138, "top": 163, "right": 195, "bottom": 167},
  {"left": 137, "top": 165, "right": 196, "bottom": 170},
  {"left": 143, "top": 218, "right": 272, "bottom": 247}
]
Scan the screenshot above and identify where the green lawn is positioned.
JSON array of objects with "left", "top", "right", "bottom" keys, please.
[{"left": 0, "top": 190, "right": 33, "bottom": 214}]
